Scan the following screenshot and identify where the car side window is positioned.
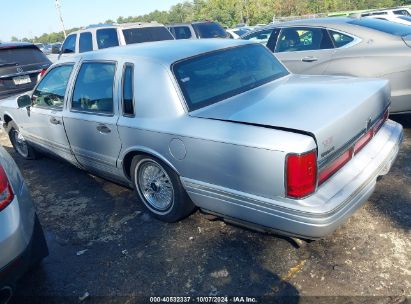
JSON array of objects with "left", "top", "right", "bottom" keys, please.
[
  {"left": 79, "top": 32, "right": 93, "bottom": 53},
  {"left": 171, "top": 26, "right": 192, "bottom": 39},
  {"left": 122, "top": 63, "right": 134, "bottom": 116},
  {"left": 61, "top": 34, "right": 76, "bottom": 53},
  {"left": 71, "top": 62, "right": 116, "bottom": 114},
  {"left": 32, "top": 65, "right": 74, "bottom": 110},
  {"left": 243, "top": 29, "right": 273, "bottom": 46},
  {"left": 394, "top": 9, "right": 411, "bottom": 16},
  {"left": 96, "top": 29, "right": 119, "bottom": 49},
  {"left": 276, "top": 28, "right": 334, "bottom": 52},
  {"left": 329, "top": 30, "right": 354, "bottom": 48}
]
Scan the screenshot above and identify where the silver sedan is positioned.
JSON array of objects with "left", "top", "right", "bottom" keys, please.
[
  {"left": 0, "top": 39, "right": 403, "bottom": 239},
  {"left": 242, "top": 17, "right": 411, "bottom": 114},
  {"left": 0, "top": 145, "right": 48, "bottom": 300}
]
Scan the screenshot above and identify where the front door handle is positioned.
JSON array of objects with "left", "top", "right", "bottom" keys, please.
[
  {"left": 301, "top": 56, "right": 318, "bottom": 62},
  {"left": 50, "top": 117, "right": 61, "bottom": 125},
  {"left": 96, "top": 124, "right": 111, "bottom": 134}
]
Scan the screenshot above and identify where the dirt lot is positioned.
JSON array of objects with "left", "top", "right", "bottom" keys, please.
[{"left": 2, "top": 115, "right": 410, "bottom": 304}]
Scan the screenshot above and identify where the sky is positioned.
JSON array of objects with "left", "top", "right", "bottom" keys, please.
[{"left": 0, "top": 0, "right": 182, "bottom": 41}]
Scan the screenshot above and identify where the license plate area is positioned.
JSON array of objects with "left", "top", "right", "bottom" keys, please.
[{"left": 13, "top": 75, "right": 31, "bottom": 85}]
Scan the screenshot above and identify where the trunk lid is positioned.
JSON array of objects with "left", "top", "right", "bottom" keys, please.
[{"left": 190, "top": 74, "right": 390, "bottom": 163}]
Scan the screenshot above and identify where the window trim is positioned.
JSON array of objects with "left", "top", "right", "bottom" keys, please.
[
  {"left": 31, "top": 63, "right": 75, "bottom": 111},
  {"left": 121, "top": 62, "right": 135, "bottom": 117},
  {"left": 69, "top": 60, "right": 117, "bottom": 117}
]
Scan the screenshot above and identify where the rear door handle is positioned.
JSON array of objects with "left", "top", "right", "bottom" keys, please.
[
  {"left": 301, "top": 56, "right": 318, "bottom": 62},
  {"left": 96, "top": 124, "right": 111, "bottom": 134},
  {"left": 50, "top": 117, "right": 61, "bottom": 125}
]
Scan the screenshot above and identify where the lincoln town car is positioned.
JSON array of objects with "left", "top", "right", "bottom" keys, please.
[{"left": 0, "top": 40, "right": 403, "bottom": 239}]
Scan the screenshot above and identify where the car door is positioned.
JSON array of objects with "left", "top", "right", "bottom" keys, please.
[
  {"left": 63, "top": 61, "right": 122, "bottom": 177},
  {"left": 18, "top": 64, "right": 77, "bottom": 163},
  {"left": 273, "top": 27, "right": 336, "bottom": 74}
]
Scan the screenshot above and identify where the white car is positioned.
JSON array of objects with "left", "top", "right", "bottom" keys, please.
[
  {"left": 360, "top": 7, "right": 411, "bottom": 18},
  {"left": 365, "top": 14, "right": 411, "bottom": 25},
  {"left": 226, "top": 27, "right": 252, "bottom": 39},
  {"left": 58, "top": 22, "right": 174, "bottom": 60}
]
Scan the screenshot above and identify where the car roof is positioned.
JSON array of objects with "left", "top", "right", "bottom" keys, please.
[
  {"left": 0, "top": 42, "right": 35, "bottom": 49},
  {"left": 71, "top": 39, "right": 254, "bottom": 65},
  {"left": 70, "top": 22, "right": 167, "bottom": 35}
]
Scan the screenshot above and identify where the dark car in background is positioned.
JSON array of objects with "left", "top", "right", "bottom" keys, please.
[
  {"left": 168, "top": 21, "right": 228, "bottom": 39},
  {"left": 0, "top": 43, "right": 51, "bottom": 99}
]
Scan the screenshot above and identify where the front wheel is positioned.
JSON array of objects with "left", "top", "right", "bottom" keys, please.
[
  {"left": 131, "top": 155, "right": 195, "bottom": 222},
  {"left": 8, "top": 121, "right": 37, "bottom": 159}
]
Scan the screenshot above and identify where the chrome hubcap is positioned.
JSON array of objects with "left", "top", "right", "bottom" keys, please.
[
  {"left": 138, "top": 161, "right": 173, "bottom": 211},
  {"left": 12, "top": 130, "right": 28, "bottom": 157}
]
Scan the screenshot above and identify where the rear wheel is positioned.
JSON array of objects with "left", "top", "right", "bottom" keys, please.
[
  {"left": 8, "top": 121, "right": 37, "bottom": 159},
  {"left": 131, "top": 155, "right": 196, "bottom": 222}
]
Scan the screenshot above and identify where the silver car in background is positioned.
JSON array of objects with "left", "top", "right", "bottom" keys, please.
[
  {"left": 0, "top": 39, "right": 403, "bottom": 239},
  {"left": 0, "top": 146, "right": 48, "bottom": 302},
  {"left": 242, "top": 17, "right": 411, "bottom": 114}
]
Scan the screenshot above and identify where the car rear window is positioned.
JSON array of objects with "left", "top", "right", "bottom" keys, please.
[
  {"left": 0, "top": 47, "right": 49, "bottom": 65},
  {"left": 122, "top": 27, "right": 174, "bottom": 44},
  {"left": 96, "top": 28, "right": 119, "bottom": 49},
  {"left": 192, "top": 22, "right": 228, "bottom": 38},
  {"left": 348, "top": 18, "right": 411, "bottom": 36},
  {"left": 173, "top": 44, "right": 289, "bottom": 111}
]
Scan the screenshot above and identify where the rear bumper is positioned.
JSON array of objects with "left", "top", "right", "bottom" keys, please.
[{"left": 182, "top": 120, "right": 403, "bottom": 239}]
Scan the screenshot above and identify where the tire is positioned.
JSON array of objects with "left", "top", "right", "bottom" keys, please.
[
  {"left": 131, "top": 155, "right": 196, "bottom": 222},
  {"left": 7, "top": 121, "right": 37, "bottom": 160}
]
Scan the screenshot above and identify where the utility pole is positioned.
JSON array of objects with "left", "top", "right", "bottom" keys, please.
[{"left": 55, "top": 0, "right": 67, "bottom": 38}]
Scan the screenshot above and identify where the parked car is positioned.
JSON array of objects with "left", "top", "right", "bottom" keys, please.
[
  {"left": 168, "top": 21, "right": 228, "bottom": 39},
  {"left": 360, "top": 7, "right": 411, "bottom": 17},
  {"left": 0, "top": 42, "right": 51, "bottom": 99},
  {"left": 226, "top": 27, "right": 252, "bottom": 39},
  {"left": 0, "top": 145, "right": 48, "bottom": 301},
  {"left": 365, "top": 14, "right": 411, "bottom": 25},
  {"left": 0, "top": 40, "right": 403, "bottom": 239},
  {"left": 241, "top": 17, "right": 411, "bottom": 114},
  {"left": 58, "top": 22, "right": 174, "bottom": 60}
]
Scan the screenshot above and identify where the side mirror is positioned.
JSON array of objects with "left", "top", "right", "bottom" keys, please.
[{"left": 17, "top": 95, "right": 32, "bottom": 108}]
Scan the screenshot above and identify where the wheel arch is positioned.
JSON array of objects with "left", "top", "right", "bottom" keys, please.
[{"left": 121, "top": 147, "right": 180, "bottom": 181}]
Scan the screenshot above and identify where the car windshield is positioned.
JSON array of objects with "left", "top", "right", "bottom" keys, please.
[
  {"left": 122, "top": 27, "right": 174, "bottom": 44},
  {"left": 0, "top": 47, "right": 49, "bottom": 65},
  {"left": 173, "top": 44, "right": 289, "bottom": 111},
  {"left": 192, "top": 22, "right": 227, "bottom": 38},
  {"left": 348, "top": 18, "right": 411, "bottom": 36},
  {"left": 233, "top": 28, "right": 251, "bottom": 36}
]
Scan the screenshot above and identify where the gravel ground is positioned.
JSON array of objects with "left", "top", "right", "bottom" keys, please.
[{"left": 1, "top": 115, "right": 409, "bottom": 304}]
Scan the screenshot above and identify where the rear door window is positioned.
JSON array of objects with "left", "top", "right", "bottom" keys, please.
[
  {"left": 393, "top": 9, "right": 411, "bottom": 16},
  {"left": 96, "top": 29, "right": 119, "bottom": 49},
  {"left": 276, "top": 28, "right": 334, "bottom": 52},
  {"left": 79, "top": 32, "right": 93, "bottom": 53},
  {"left": 71, "top": 62, "right": 116, "bottom": 114},
  {"left": 33, "top": 64, "right": 74, "bottom": 109},
  {"left": 122, "top": 63, "right": 134, "bottom": 116},
  {"left": 169, "top": 26, "right": 192, "bottom": 39},
  {"left": 192, "top": 22, "right": 227, "bottom": 38},
  {"left": 329, "top": 30, "right": 355, "bottom": 48},
  {"left": 61, "top": 34, "right": 77, "bottom": 53},
  {"left": 122, "top": 27, "right": 174, "bottom": 44}
]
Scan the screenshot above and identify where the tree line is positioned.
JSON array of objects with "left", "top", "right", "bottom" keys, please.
[{"left": 8, "top": 0, "right": 410, "bottom": 44}]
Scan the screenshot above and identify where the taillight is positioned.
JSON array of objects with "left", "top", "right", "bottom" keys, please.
[
  {"left": 373, "top": 108, "right": 389, "bottom": 135},
  {"left": 353, "top": 130, "right": 373, "bottom": 154},
  {"left": 286, "top": 150, "right": 317, "bottom": 199},
  {"left": 319, "top": 148, "right": 353, "bottom": 185},
  {"left": 0, "top": 165, "right": 14, "bottom": 212},
  {"left": 39, "top": 69, "right": 47, "bottom": 78}
]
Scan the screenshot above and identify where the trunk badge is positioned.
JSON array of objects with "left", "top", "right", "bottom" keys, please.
[{"left": 16, "top": 66, "right": 23, "bottom": 73}]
